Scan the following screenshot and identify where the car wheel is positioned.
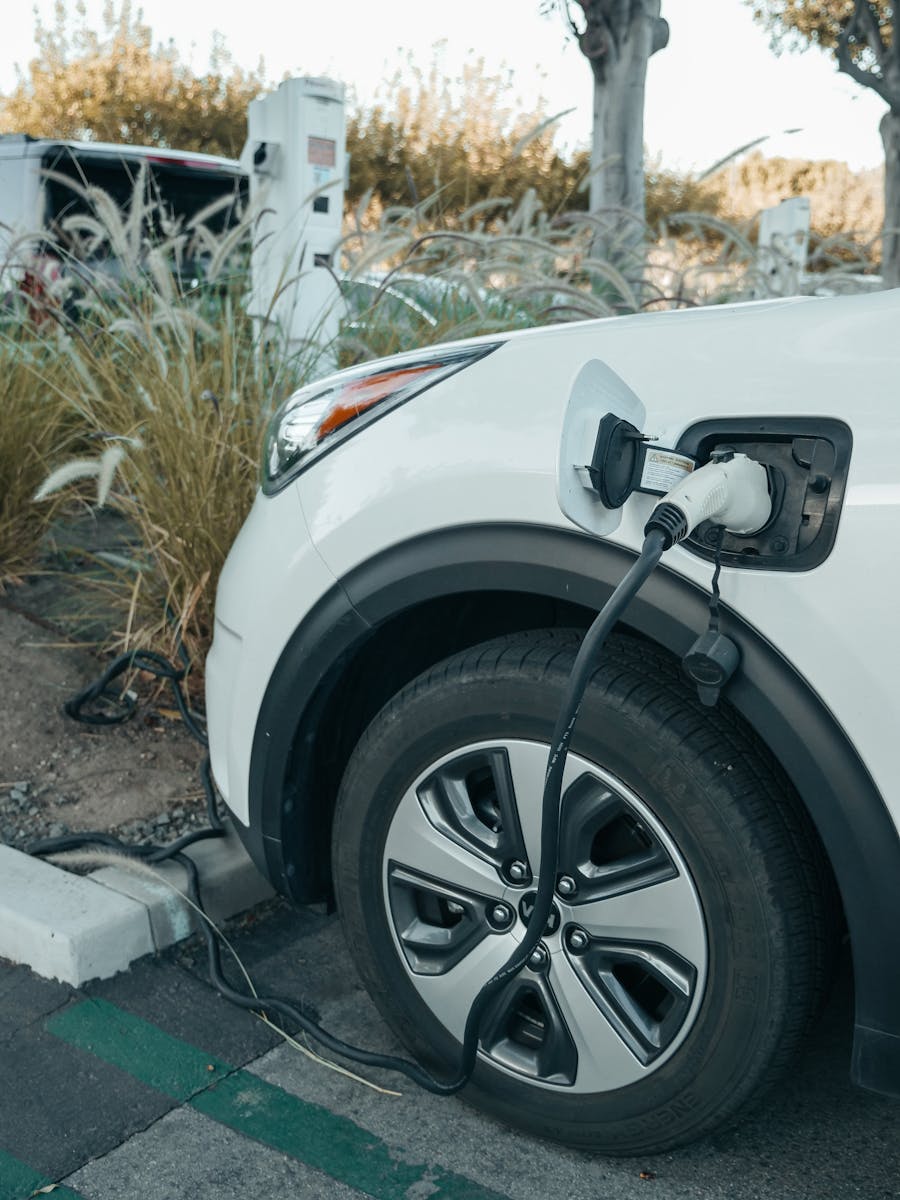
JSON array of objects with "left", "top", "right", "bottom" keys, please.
[{"left": 332, "top": 629, "right": 831, "bottom": 1153}]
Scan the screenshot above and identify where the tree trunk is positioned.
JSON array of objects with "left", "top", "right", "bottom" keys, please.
[
  {"left": 579, "top": 1, "right": 668, "bottom": 265},
  {"left": 880, "top": 109, "right": 900, "bottom": 288}
]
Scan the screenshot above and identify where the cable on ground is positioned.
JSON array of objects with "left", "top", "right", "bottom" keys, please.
[{"left": 30, "top": 530, "right": 668, "bottom": 1096}]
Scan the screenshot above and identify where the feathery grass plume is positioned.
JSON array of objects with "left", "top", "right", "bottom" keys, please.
[
  {"left": 1, "top": 168, "right": 304, "bottom": 669},
  {"left": 34, "top": 456, "right": 105, "bottom": 500},
  {"left": 0, "top": 335, "right": 79, "bottom": 590},
  {"left": 2, "top": 153, "right": 883, "bottom": 673}
]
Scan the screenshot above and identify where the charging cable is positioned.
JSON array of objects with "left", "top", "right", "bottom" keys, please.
[
  {"left": 424, "top": 451, "right": 771, "bottom": 1092},
  {"left": 30, "top": 452, "right": 770, "bottom": 1096}
]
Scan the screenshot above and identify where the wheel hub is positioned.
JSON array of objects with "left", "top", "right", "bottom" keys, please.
[{"left": 518, "top": 892, "right": 561, "bottom": 936}]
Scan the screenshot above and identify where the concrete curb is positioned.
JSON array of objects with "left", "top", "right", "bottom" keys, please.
[{"left": 0, "top": 823, "right": 275, "bottom": 986}]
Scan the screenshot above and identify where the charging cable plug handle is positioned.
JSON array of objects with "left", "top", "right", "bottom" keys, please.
[{"left": 645, "top": 453, "right": 771, "bottom": 548}]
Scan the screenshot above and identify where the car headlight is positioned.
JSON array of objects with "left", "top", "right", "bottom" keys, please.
[{"left": 262, "top": 342, "right": 503, "bottom": 494}]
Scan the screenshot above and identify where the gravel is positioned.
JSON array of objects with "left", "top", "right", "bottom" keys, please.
[
  {"left": 2, "top": 515, "right": 213, "bottom": 861},
  {"left": 0, "top": 780, "right": 211, "bottom": 854},
  {"left": 1, "top": 604, "right": 208, "bottom": 857}
]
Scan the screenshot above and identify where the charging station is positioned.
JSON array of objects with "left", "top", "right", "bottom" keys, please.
[
  {"left": 756, "top": 196, "right": 810, "bottom": 296},
  {"left": 240, "top": 76, "right": 347, "bottom": 369}
]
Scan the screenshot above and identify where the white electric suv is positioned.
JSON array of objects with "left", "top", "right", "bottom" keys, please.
[{"left": 205, "top": 288, "right": 900, "bottom": 1154}]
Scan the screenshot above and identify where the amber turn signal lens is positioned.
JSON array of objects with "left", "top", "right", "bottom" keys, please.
[{"left": 316, "top": 365, "right": 438, "bottom": 441}]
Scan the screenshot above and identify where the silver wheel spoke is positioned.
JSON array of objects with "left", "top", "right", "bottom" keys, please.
[
  {"left": 385, "top": 786, "right": 504, "bottom": 898},
  {"left": 573, "top": 873, "right": 706, "bottom": 971},
  {"left": 548, "top": 953, "right": 649, "bottom": 1091},
  {"left": 506, "top": 746, "right": 599, "bottom": 881},
  {"left": 413, "top": 933, "right": 520, "bottom": 1040}
]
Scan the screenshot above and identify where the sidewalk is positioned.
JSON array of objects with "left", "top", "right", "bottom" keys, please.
[{"left": 0, "top": 901, "right": 892, "bottom": 1200}]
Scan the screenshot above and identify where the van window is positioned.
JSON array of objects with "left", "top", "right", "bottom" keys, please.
[{"left": 41, "top": 146, "right": 247, "bottom": 238}]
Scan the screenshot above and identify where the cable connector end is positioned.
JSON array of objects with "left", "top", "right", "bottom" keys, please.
[
  {"left": 644, "top": 501, "right": 689, "bottom": 550},
  {"left": 683, "top": 629, "right": 741, "bottom": 706}
]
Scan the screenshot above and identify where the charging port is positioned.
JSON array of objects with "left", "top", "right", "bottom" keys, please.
[{"left": 675, "top": 418, "right": 852, "bottom": 571}]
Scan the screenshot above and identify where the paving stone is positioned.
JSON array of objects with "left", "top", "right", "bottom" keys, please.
[
  {"left": 87, "top": 953, "right": 288, "bottom": 1067},
  {"left": 63, "top": 1106, "right": 364, "bottom": 1199},
  {"left": 0, "top": 998, "right": 174, "bottom": 1180},
  {"left": 0, "top": 960, "right": 72, "bottom": 1043}
]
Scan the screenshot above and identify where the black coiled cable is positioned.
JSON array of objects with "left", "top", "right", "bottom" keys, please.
[
  {"left": 30, "top": 529, "right": 668, "bottom": 1096},
  {"left": 63, "top": 646, "right": 208, "bottom": 746}
]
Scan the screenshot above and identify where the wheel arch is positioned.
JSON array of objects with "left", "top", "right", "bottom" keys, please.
[{"left": 246, "top": 522, "right": 900, "bottom": 1097}]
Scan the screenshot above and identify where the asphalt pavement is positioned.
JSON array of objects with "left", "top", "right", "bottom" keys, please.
[{"left": 1, "top": 897, "right": 898, "bottom": 1200}]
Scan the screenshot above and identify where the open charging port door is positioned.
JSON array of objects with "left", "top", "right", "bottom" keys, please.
[
  {"left": 557, "top": 361, "right": 648, "bottom": 537},
  {"left": 557, "top": 361, "right": 695, "bottom": 537},
  {"left": 675, "top": 418, "right": 852, "bottom": 571}
]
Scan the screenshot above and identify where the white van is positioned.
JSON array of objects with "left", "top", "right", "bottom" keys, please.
[{"left": 0, "top": 134, "right": 247, "bottom": 298}]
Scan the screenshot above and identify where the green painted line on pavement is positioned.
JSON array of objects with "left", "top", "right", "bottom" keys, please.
[
  {"left": 47, "top": 999, "right": 509, "bottom": 1200},
  {"left": 48, "top": 997, "right": 231, "bottom": 1101},
  {"left": 0, "top": 1148, "right": 83, "bottom": 1200},
  {"left": 191, "top": 1069, "right": 506, "bottom": 1200}
]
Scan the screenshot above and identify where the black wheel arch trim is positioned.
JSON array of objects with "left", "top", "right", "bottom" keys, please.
[{"left": 243, "top": 521, "right": 900, "bottom": 1099}]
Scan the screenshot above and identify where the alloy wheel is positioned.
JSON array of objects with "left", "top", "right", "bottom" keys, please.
[{"left": 382, "top": 739, "right": 708, "bottom": 1093}]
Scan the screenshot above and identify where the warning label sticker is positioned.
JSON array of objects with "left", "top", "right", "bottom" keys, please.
[
  {"left": 308, "top": 137, "right": 336, "bottom": 167},
  {"left": 640, "top": 448, "right": 695, "bottom": 494}
]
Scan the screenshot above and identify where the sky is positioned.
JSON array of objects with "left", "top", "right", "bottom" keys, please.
[{"left": 2, "top": 0, "right": 888, "bottom": 172}]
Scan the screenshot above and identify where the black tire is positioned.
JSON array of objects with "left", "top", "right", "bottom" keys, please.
[{"left": 332, "top": 630, "right": 833, "bottom": 1154}]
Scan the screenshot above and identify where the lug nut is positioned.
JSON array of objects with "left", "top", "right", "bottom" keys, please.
[
  {"left": 556, "top": 875, "right": 577, "bottom": 898},
  {"left": 488, "top": 903, "right": 514, "bottom": 931},
  {"left": 567, "top": 927, "right": 589, "bottom": 953},
  {"left": 527, "top": 943, "right": 549, "bottom": 970},
  {"left": 507, "top": 860, "right": 528, "bottom": 884}
]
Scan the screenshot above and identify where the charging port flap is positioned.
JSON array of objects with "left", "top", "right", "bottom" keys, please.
[{"left": 557, "top": 361, "right": 646, "bottom": 537}]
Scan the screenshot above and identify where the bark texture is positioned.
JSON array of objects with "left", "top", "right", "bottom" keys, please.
[
  {"left": 835, "top": 0, "right": 900, "bottom": 285},
  {"left": 880, "top": 110, "right": 900, "bottom": 287},
  {"left": 575, "top": 0, "right": 668, "bottom": 252}
]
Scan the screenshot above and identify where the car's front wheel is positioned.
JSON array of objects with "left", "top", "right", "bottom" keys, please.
[{"left": 332, "top": 630, "right": 831, "bottom": 1153}]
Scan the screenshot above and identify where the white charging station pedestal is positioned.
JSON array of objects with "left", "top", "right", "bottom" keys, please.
[
  {"left": 756, "top": 196, "right": 810, "bottom": 297},
  {"left": 241, "top": 76, "right": 347, "bottom": 373}
]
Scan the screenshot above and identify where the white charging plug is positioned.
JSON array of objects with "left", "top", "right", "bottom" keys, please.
[{"left": 658, "top": 452, "right": 771, "bottom": 539}]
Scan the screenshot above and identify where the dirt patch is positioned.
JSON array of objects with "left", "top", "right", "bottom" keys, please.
[{"left": 0, "top": 602, "right": 206, "bottom": 850}]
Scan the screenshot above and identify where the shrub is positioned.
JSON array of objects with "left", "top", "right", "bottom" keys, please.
[
  {"left": 4, "top": 164, "right": 881, "bottom": 680},
  {"left": 0, "top": 330, "right": 78, "bottom": 591},
  {"left": 6, "top": 175, "right": 296, "bottom": 669}
]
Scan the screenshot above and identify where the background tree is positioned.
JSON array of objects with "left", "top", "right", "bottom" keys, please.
[
  {"left": 545, "top": 1, "right": 669, "bottom": 254},
  {"left": 749, "top": 1, "right": 900, "bottom": 284},
  {"left": 346, "top": 51, "right": 588, "bottom": 218},
  {"left": 0, "top": 0, "right": 263, "bottom": 157},
  {"left": 4, "top": 0, "right": 877, "bottom": 266}
]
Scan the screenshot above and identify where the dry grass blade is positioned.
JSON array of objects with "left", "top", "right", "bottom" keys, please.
[
  {"left": 510, "top": 109, "right": 576, "bottom": 159},
  {"left": 0, "top": 339, "right": 80, "bottom": 589},
  {"left": 253, "top": 1015, "right": 403, "bottom": 1097},
  {"left": 1, "top": 163, "right": 883, "bottom": 671}
]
